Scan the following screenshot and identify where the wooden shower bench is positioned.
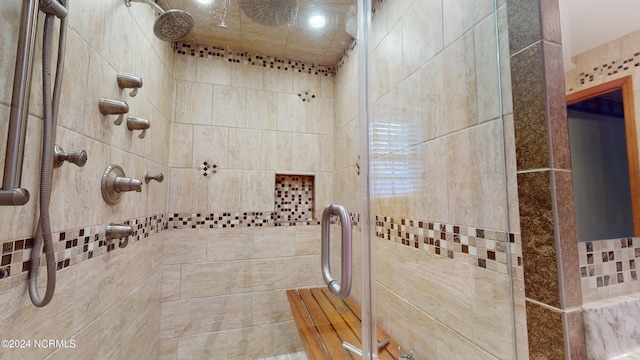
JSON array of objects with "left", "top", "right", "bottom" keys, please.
[{"left": 286, "top": 287, "right": 404, "bottom": 359}]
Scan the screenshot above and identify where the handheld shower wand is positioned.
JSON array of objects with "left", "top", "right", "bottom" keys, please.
[{"left": 124, "top": 0, "right": 194, "bottom": 42}]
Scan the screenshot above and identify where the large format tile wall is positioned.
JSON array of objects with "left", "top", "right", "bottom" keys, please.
[
  {"left": 168, "top": 48, "right": 335, "bottom": 217},
  {"left": 333, "top": 0, "right": 526, "bottom": 359},
  {"left": 161, "top": 51, "right": 336, "bottom": 359},
  {"left": 0, "top": 0, "right": 172, "bottom": 358},
  {"left": 159, "top": 227, "right": 325, "bottom": 360}
]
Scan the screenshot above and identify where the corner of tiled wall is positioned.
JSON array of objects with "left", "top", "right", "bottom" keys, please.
[{"left": 506, "top": 0, "right": 586, "bottom": 358}]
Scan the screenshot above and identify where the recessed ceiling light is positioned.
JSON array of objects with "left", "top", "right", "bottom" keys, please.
[
  {"left": 196, "top": 0, "right": 213, "bottom": 5},
  {"left": 308, "top": 15, "right": 326, "bottom": 29}
]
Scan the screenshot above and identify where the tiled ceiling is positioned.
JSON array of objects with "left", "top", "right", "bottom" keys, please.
[{"left": 159, "top": 0, "right": 356, "bottom": 67}]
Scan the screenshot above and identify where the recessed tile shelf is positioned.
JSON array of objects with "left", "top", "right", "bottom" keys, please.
[{"left": 274, "top": 174, "right": 315, "bottom": 224}]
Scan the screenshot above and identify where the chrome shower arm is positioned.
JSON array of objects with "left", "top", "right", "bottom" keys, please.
[{"left": 124, "top": 0, "right": 165, "bottom": 14}]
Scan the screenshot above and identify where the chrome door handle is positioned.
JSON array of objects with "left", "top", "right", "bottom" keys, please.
[{"left": 321, "top": 203, "right": 352, "bottom": 299}]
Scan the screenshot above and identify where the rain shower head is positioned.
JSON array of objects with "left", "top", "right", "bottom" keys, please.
[
  {"left": 239, "top": 0, "right": 298, "bottom": 26},
  {"left": 124, "top": 0, "right": 194, "bottom": 42}
]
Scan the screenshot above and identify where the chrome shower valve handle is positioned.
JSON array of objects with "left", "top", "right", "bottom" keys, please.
[
  {"left": 101, "top": 164, "right": 142, "bottom": 205},
  {"left": 53, "top": 145, "right": 87, "bottom": 168}
]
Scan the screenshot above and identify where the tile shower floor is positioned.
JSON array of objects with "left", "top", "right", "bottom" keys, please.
[{"left": 258, "top": 351, "right": 308, "bottom": 360}]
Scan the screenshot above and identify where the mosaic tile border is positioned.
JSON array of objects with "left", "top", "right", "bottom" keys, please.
[
  {"left": 375, "top": 216, "right": 523, "bottom": 275},
  {"left": 579, "top": 237, "right": 640, "bottom": 289},
  {"left": 0, "top": 210, "right": 518, "bottom": 290},
  {"left": 173, "top": 43, "right": 335, "bottom": 76},
  {"left": 568, "top": 52, "right": 640, "bottom": 93},
  {"left": 0, "top": 214, "right": 168, "bottom": 291},
  {"left": 168, "top": 212, "right": 320, "bottom": 229}
]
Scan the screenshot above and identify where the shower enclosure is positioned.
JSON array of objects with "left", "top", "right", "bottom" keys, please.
[{"left": 324, "top": 0, "right": 521, "bottom": 358}]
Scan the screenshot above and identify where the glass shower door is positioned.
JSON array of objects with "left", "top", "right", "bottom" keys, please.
[{"left": 359, "top": 0, "right": 522, "bottom": 358}]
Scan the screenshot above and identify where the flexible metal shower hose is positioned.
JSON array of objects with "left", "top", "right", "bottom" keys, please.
[{"left": 29, "top": 0, "right": 67, "bottom": 307}]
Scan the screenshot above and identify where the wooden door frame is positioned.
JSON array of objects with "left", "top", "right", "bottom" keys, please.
[{"left": 567, "top": 76, "right": 640, "bottom": 236}]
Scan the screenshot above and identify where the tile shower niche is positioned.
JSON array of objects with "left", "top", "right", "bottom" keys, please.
[{"left": 274, "top": 174, "right": 315, "bottom": 224}]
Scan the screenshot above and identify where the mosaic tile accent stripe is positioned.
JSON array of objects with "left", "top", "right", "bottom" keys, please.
[
  {"left": 275, "top": 174, "right": 314, "bottom": 224},
  {"left": 375, "top": 216, "right": 522, "bottom": 275},
  {"left": 568, "top": 53, "right": 640, "bottom": 92},
  {"left": 0, "top": 214, "right": 168, "bottom": 291},
  {"left": 173, "top": 43, "right": 335, "bottom": 76},
  {"left": 0, "top": 210, "right": 520, "bottom": 290},
  {"left": 579, "top": 237, "right": 640, "bottom": 289},
  {"left": 167, "top": 211, "right": 359, "bottom": 230}
]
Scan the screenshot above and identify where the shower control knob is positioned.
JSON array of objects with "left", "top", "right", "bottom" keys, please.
[
  {"left": 53, "top": 145, "right": 88, "bottom": 168},
  {"left": 144, "top": 172, "right": 164, "bottom": 184}
]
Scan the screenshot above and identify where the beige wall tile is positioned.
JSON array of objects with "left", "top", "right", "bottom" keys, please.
[
  {"left": 273, "top": 320, "right": 305, "bottom": 355},
  {"left": 401, "top": 0, "right": 443, "bottom": 77},
  {"left": 180, "top": 261, "right": 232, "bottom": 298},
  {"left": 212, "top": 85, "right": 247, "bottom": 128},
  {"left": 242, "top": 171, "right": 275, "bottom": 211},
  {"left": 372, "top": 24, "right": 403, "bottom": 101},
  {"left": 206, "top": 170, "right": 243, "bottom": 212},
  {"left": 252, "top": 290, "right": 294, "bottom": 326},
  {"left": 177, "top": 332, "right": 229, "bottom": 360},
  {"left": 162, "top": 264, "right": 181, "bottom": 302},
  {"left": 174, "top": 54, "right": 197, "bottom": 82},
  {"left": 160, "top": 294, "right": 252, "bottom": 339},
  {"left": 206, "top": 228, "right": 254, "bottom": 261},
  {"left": 174, "top": 80, "right": 213, "bottom": 125},
  {"left": 231, "top": 62, "right": 265, "bottom": 90},
  {"left": 376, "top": 239, "right": 474, "bottom": 340},
  {"left": 446, "top": 120, "right": 509, "bottom": 231},
  {"left": 472, "top": 267, "right": 516, "bottom": 359},
  {"left": 164, "top": 231, "right": 208, "bottom": 265},
  {"left": 46, "top": 316, "right": 102, "bottom": 360},
  {"left": 71, "top": 0, "right": 112, "bottom": 59},
  {"left": 246, "top": 89, "right": 278, "bottom": 130},
  {"left": 158, "top": 337, "right": 178, "bottom": 360},
  {"left": 227, "top": 324, "right": 274, "bottom": 360},
  {"left": 0, "top": 0, "right": 20, "bottom": 106},
  {"left": 253, "top": 227, "right": 296, "bottom": 258},
  {"left": 229, "top": 259, "right": 276, "bottom": 294},
  {"left": 192, "top": 125, "right": 229, "bottom": 169},
  {"left": 168, "top": 168, "right": 205, "bottom": 213},
  {"left": 475, "top": 15, "right": 502, "bottom": 123},
  {"left": 277, "top": 93, "right": 306, "bottom": 132},
  {"left": 57, "top": 29, "right": 91, "bottom": 134},
  {"left": 197, "top": 57, "right": 231, "bottom": 85},
  {"left": 264, "top": 67, "right": 293, "bottom": 94},
  {"left": 295, "top": 226, "right": 321, "bottom": 256},
  {"left": 274, "top": 255, "right": 324, "bottom": 289}
]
